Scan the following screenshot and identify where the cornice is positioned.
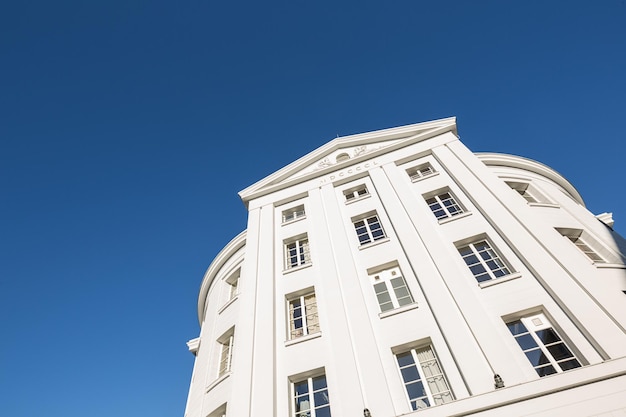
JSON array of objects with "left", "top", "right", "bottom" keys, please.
[
  {"left": 476, "top": 153, "right": 585, "bottom": 206},
  {"left": 238, "top": 117, "right": 457, "bottom": 205}
]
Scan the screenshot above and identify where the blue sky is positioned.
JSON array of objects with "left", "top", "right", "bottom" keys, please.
[{"left": 1, "top": 1, "right": 625, "bottom": 416}]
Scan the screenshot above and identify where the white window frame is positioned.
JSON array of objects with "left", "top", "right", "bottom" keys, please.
[
  {"left": 395, "top": 344, "right": 454, "bottom": 411},
  {"left": 424, "top": 190, "right": 464, "bottom": 220},
  {"left": 207, "top": 404, "right": 227, "bottom": 417},
  {"left": 556, "top": 228, "right": 611, "bottom": 264},
  {"left": 291, "top": 373, "right": 332, "bottom": 417},
  {"left": 282, "top": 204, "right": 306, "bottom": 224},
  {"left": 353, "top": 213, "right": 386, "bottom": 245},
  {"left": 457, "top": 239, "right": 511, "bottom": 283},
  {"left": 407, "top": 163, "right": 436, "bottom": 182},
  {"left": 226, "top": 269, "right": 239, "bottom": 301},
  {"left": 369, "top": 266, "right": 414, "bottom": 312},
  {"left": 284, "top": 235, "right": 311, "bottom": 269},
  {"left": 217, "top": 329, "right": 234, "bottom": 377},
  {"left": 506, "top": 313, "right": 582, "bottom": 377},
  {"left": 287, "top": 290, "right": 320, "bottom": 339},
  {"left": 343, "top": 184, "right": 369, "bottom": 202}
]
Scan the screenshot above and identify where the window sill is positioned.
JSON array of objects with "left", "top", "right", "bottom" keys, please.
[
  {"left": 379, "top": 303, "right": 418, "bottom": 318},
  {"left": 282, "top": 215, "right": 307, "bottom": 226},
  {"left": 358, "top": 237, "right": 390, "bottom": 250},
  {"left": 283, "top": 262, "right": 313, "bottom": 275},
  {"left": 218, "top": 295, "right": 239, "bottom": 314},
  {"left": 284, "top": 331, "right": 322, "bottom": 347},
  {"left": 595, "top": 262, "right": 626, "bottom": 269},
  {"left": 528, "top": 202, "right": 560, "bottom": 209},
  {"left": 438, "top": 211, "right": 472, "bottom": 225},
  {"left": 206, "top": 372, "right": 232, "bottom": 393},
  {"left": 345, "top": 194, "right": 371, "bottom": 205},
  {"left": 411, "top": 172, "right": 439, "bottom": 182},
  {"left": 478, "top": 272, "right": 522, "bottom": 288}
]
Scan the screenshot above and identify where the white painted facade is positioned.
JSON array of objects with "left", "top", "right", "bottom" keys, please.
[{"left": 184, "top": 117, "right": 626, "bottom": 417}]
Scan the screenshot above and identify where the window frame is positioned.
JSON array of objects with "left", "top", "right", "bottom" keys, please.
[
  {"left": 407, "top": 163, "right": 437, "bottom": 182},
  {"left": 506, "top": 313, "right": 582, "bottom": 377},
  {"left": 284, "top": 235, "right": 311, "bottom": 270},
  {"left": 395, "top": 344, "right": 454, "bottom": 411},
  {"left": 424, "top": 190, "right": 464, "bottom": 221},
  {"left": 343, "top": 184, "right": 369, "bottom": 202},
  {"left": 352, "top": 213, "right": 386, "bottom": 246},
  {"left": 457, "top": 239, "right": 512, "bottom": 283},
  {"left": 291, "top": 373, "right": 332, "bottom": 417},
  {"left": 369, "top": 265, "right": 414, "bottom": 313},
  {"left": 287, "top": 290, "right": 320, "bottom": 340},
  {"left": 282, "top": 204, "right": 306, "bottom": 224},
  {"left": 556, "top": 228, "right": 610, "bottom": 264},
  {"left": 217, "top": 329, "right": 235, "bottom": 377}
]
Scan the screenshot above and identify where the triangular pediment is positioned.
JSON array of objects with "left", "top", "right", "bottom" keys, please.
[{"left": 239, "top": 117, "right": 457, "bottom": 204}]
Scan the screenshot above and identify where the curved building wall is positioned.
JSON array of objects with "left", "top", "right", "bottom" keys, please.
[{"left": 185, "top": 118, "right": 626, "bottom": 417}]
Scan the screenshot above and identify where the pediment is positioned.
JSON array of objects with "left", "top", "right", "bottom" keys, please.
[{"left": 239, "top": 117, "right": 457, "bottom": 203}]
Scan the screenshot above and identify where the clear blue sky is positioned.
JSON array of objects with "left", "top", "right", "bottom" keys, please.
[{"left": 1, "top": 1, "right": 625, "bottom": 416}]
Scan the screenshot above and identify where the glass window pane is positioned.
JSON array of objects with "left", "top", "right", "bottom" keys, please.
[
  {"left": 312, "top": 376, "right": 327, "bottom": 391},
  {"left": 405, "top": 380, "right": 426, "bottom": 399},
  {"left": 536, "top": 365, "right": 557, "bottom": 377},
  {"left": 396, "top": 352, "right": 415, "bottom": 367},
  {"left": 558, "top": 358, "right": 582, "bottom": 371},
  {"left": 400, "top": 365, "right": 420, "bottom": 383},
  {"left": 535, "top": 328, "right": 561, "bottom": 344},
  {"left": 514, "top": 333, "right": 538, "bottom": 350},
  {"left": 546, "top": 343, "right": 575, "bottom": 361},
  {"left": 507, "top": 321, "right": 527, "bottom": 335},
  {"left": 525, "top": 349, "right": 551, "bottom": 366}
]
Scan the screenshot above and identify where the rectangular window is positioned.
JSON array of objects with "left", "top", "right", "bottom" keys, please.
[
  {"left": 226, "top": 270, "right": 239, "bottom": 301},
  {"left": 283, "top": 205, "right": 306, "bottom": 223},
  {"left": 396, "top": 345, "right": 454, "bottom": 410},
  {"left": 557, "top": 228, "right": 607, "bottom": 263},
  {"left": 506, "top": 181, "right": 540, "bottom": 203},
  {"left": 507, "top": 313, "right": 581, "bottom": 377},
  {"left": 285, "top": 236, "right": 311, "bottom": 269},
  {"left": 292, "top": 374, "right": 331, "bottom": 417},
  {"left": 353, "top": 214, "right": 386, "bottom": 245},
  {"left": 425, "top": 191, "right": 464, "bottom": 220},
  {"left": 458, "top": 240, "right": 511, "bottom": 283},
  {"left": 370, "top": 266, "right": 413, "bottom": 312},
  {"left": 217, "top": 330, "right": 234, "bottom": 377},
  {"left": 343, "top": 185, "right": 369, "bottom": 202},
  {"left": 288, "top": 291, "right": 320, "bottom": 339},
  {"left": 407, "top": 164, "right": 436, "bottom": 181}
]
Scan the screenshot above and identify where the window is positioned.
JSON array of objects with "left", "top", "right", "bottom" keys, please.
[
  {"left": 207, "top": 404, "right": 227, "bottom": 417},
  {"left": 396, "top": 345, "right": 454, "bottom": 410},
  {"left": 343, "top": 185, "right": 369, "bottom": 202},
  {"left": 292, "top": 374, "right": 331, "bottom": 417},
  {"left": 226, "top": 270, "right": 239, "bottom": 301},
  {"left": 370, "top": 266, "right": 413, "bottom": 312},
  {"left": 285, "top": 236, "right": 311, "bottom": 269},
  {"left": 283, "top": 205, "right": 306, "bottom": 223},
  {"left": 425, "top": 191, "right": 464, "bottom": 220},
  {"left": 353, "top": 214, "right": 386, "bottom": 245},
  {"left": 506, "top": 181, "right": 540, "bottom": 203},
  {"left": 407, "top": 164, "right": 436, "bottom": 181},
  {"left": 507, "top": 313, "right": 581, "bottom": 377},
  {"left": 557, "top": 228, "right": 606, "bottom": 263},
  {"left": 288, "top": 291, "right": 320, "bottom": 339},
  {"left": 458, "top": 240, "right": 511, "bottom": 283},
  {"left": 217, "top": 329, "right": 234, "bottom": 377},
  {"left": 505, "top": 181, "right": 552, "bottom": 204}
]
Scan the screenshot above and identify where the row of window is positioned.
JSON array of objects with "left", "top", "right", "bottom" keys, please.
[
  {"left": 212, "top": 310, "right": 582, "bottom": 416},
  {"left": 284, "top": 224, "right": 611, "bottom": 281}
]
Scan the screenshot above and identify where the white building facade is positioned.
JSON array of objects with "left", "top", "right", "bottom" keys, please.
[{"left": 184, "top": 117, "right": 626, "bottom": 417}]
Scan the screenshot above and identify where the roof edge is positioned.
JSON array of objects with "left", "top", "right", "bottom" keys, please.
[
  {"left": 476, "top": 153, "right": 585, "bottom": 206},
  {"left": 197, "top": 230, "right": 247, "bottom": 324}
]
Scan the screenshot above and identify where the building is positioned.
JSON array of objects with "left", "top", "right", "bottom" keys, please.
[{"left": 184, "top": 117, "right": 626, "bottom": 417}]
